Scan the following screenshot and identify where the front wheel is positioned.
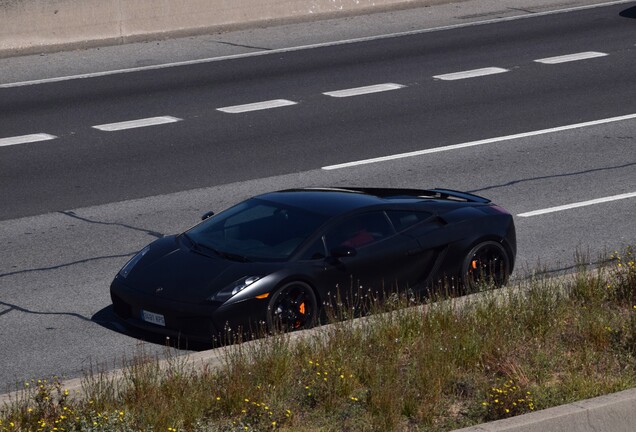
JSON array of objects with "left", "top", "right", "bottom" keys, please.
[
  {"left": 266, "top": 281, "right": 318, "bottom": 332},
  {"left": 461, "top": 241, "right": 510, "bottom": 291}
]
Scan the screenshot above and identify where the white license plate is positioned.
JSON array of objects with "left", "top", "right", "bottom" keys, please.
[{"left": 141, "top": 310, "right": 166, "bottom": 327}]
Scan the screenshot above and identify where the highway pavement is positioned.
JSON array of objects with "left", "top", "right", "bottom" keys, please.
[{"left": 0, "top": 0, "right": 635, "bottom": 393}]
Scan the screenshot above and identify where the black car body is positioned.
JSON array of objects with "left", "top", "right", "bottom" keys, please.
[{"left": 110, "top": 187, "right": 516, "bottom": 343}]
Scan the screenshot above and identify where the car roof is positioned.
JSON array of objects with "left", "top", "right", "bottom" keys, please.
[{"left": 255, "top": 187, "right": 488, "bottom": 217}]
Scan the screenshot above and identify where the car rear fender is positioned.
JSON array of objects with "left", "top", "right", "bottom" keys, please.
[
  {"left": 429, "top": 230, "right": 512, "bottom": 283},
  {"left": 410, "top": 214, "right": 491, "bottom": 250}
]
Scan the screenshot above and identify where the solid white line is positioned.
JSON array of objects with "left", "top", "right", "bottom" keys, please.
[
  {"left": 92, "top": 116, "right": 182, "bottom": 131},
  {"left": 433, "top": 67, "right": 509, "bottom": 81},
  {"left": 323, "top": 83, "right": 405, "bottom": 98},
  {"left": 535, "top": 51, "right": 608, "bottom": 64},
  {"left": 0, "top": 133, "right": 57, "bottom": 147},
  {"left": 518, "top": 192, "right": 636, "bottom": 217},
  {"left": 0, "top": 0, "right": 630, "bottom": 89},
  {"left": 217, "top": 99, "right": 297, "bottom": 113},
  {"left": 322, "top": 112, "right": 636, "bottom": 170}
]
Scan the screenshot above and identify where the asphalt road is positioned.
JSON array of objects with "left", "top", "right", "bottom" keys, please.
[
  {"left": 1, "top": 1, "right": 635, "bottom": 220},
  {"left": 1, "top": 0, "right": 635, "bottom": 393}
]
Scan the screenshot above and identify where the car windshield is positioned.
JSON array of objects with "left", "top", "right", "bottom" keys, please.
[{"left": 185, "top": 198, "right": 329, "bottom": 262}]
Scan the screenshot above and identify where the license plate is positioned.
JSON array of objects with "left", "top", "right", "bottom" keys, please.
[{"left": 141, "top": 310, "right": 166, "bottom": 327}]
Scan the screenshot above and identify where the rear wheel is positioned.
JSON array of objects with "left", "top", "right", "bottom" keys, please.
[
  {"left": 462, "top": 241, "right": 510, "bottom": 291},
  {"left": 266, "top": 281, "right": 318, "bottom": 332}
]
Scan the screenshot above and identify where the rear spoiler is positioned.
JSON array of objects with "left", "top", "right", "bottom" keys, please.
[
  {"left": 424, "top": 188, "right": 491, "bottom": 204},
  {"left": 292, "top": 187, "right": 491, "bottom": 203}
]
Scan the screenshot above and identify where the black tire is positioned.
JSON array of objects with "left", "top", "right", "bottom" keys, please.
[
  {"left": 266, "top": 281, "right": 318, "bottom": 332},
  {"left": 461, "top": 241, "right": 510, "bottom": 291}
]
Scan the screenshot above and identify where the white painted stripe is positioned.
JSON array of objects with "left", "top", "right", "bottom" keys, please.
[
  {"left": 217, "top": 99, "right": 297, "bottom": 113},
  {"left": 0, "top": 133, "right": 57, "bottom": 147},
  {"left": 323, "top": 83, "right": 405, "bottom": 98},
  {"left": 535, "top": 51, "right": 608, "bottom": 64},
  {"left": 1, "top": 0, "right": 630, "bottom": 89},
  {"left": 518, "top": 192, "right": 636, "bottom": 217},
  {"left": 433, "top": 67, "right": 509, "bottom": 81},
  {"left": 322, "top": 112, "right": 636, "bottom": 170},
  {"left": 92, "top": 116, "right": 181, "bottom": 131}
]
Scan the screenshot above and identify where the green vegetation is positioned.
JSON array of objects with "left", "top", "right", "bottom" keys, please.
[{"left": 1, "top": 246, "right": 635, "bottom": 431}]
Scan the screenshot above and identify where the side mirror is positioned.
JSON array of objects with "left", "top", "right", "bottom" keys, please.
[
  {"left": 201, "top": 211, "right": 215, "bottom": 220},
  {"left": 330, "top": 246, "right": 357, "bottom": 259}
]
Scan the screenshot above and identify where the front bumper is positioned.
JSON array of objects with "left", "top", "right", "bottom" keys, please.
[{"left": 110, "top": 276, "right": 268, "bottom": 344}]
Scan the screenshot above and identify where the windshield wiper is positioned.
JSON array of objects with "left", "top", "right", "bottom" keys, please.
[
  {"left": 216, "top": 250, "right": 251, "bottom": 262},
  {"left": 182, "top": 233, "right": 215, "bottom": 257},
  {"left": 182, "top": 233, "right": 201, "bottom": 250},
  {"left": 182, "top": 234, "right": 250, "bottom": 262}
]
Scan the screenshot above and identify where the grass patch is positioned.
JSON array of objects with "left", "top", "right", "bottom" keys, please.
[{"left": 1, "top": 246, "right": 635, "bottom": 431}]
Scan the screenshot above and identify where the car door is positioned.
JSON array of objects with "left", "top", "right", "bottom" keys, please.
[{"left": 317, "top": 211, "right": 425, "bottom": 300}]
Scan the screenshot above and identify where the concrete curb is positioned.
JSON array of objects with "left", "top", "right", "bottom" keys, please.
[
  {"left": 453, "top": 388, "right": 636, "bottom": 432},
  {"left": 0, "top": 0, "right": 452, "bottom": 56}
]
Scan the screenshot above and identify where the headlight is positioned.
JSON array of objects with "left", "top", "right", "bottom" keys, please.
[
  {"left": 118, "top": 246, "right": 150, "bottom": 278},
  {"left": 208, "top": 275, "right": 264, "bottom": 302},
  {"left": 231, "top": 276, "right": 262, "bottom": 296}
]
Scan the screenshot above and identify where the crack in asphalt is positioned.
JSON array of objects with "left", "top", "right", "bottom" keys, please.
[
  {"left": 59, "top": 211, "right": 165, "bottom": 239},
  {"left": 0, "top": 300, "right": 92, "bottom": 322},
  {"left": 458, "top": 7, "right": 534, "bottom": 19},
  {"left": 0, "top": 213, "right": 162, "bottom": 278},
  {"left": 212, "top": 40, "right": 272, "bottom": 51},
  {"left": 0, "top": 252, "right": 134, "bottom": 279},
  {"left": 508, "top": 7, "right": 536, "bottom": 14},
  {"left": 467, "top": 162, "right": 636, "bottom": 194}
]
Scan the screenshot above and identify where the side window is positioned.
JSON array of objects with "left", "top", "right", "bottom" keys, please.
[
  {"left": 299, "top": 237, "right": 327, "bottom": 260},
  {"left": 325, "top": 212, "right": 393, "bottom": 251},
  {"left": 386, "top": 210, "right": 432, "bottom": 232}
]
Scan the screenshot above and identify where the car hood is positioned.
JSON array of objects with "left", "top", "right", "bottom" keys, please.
[{"left": 124, "top": 235, "right": 273, "bottom": 303}]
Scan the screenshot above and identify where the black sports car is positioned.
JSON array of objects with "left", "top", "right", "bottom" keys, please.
[{"left": 110, "top": 187, "right": 515, "bottom": 343}]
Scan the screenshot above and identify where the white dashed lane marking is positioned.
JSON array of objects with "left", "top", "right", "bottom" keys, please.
[
  {"left": 0, "top": 45, "right": 620, "bottom": 142},
  {"left": 217, "top": 99, "right": 298, "bottom": 113},
  {"left": 433, "top": 67, "right": 509, "bottom": 81},
  {"left": 323, "top": 83, "right": 405, "bottom": 98},
  {"left": 93, "top": 116, "right": 182, "bottom": 131},
  {"left": 535, "top": 51, "right": 608, "bottom": 64},
  {"left": 518, "top": 192, "right": 636, "bottom": 217},
  {"left": 0, "top": 133, "right": 57, "bottom": 147}
]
